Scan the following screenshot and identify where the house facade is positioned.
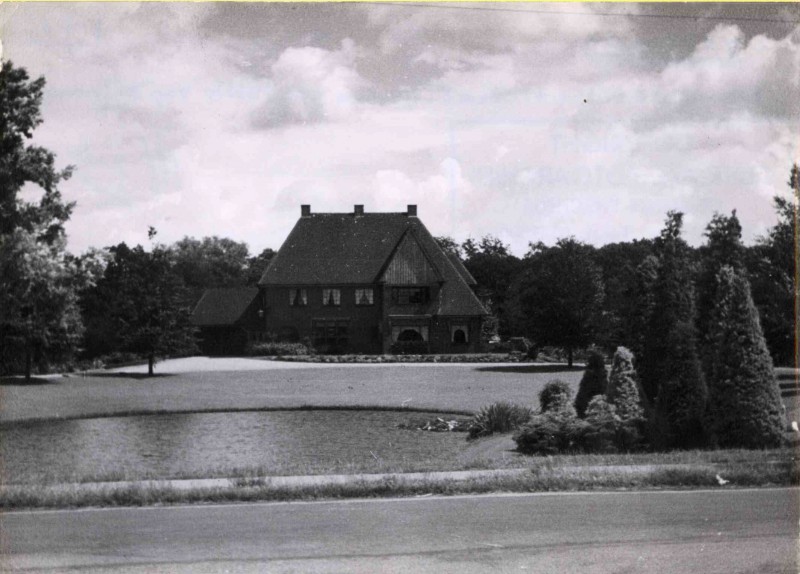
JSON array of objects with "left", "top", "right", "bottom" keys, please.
[{"left": 258, "top": 204, "right": 488, "bottom": 354}]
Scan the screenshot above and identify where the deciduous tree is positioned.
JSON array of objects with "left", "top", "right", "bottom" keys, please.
[
  {"left": 747, "top": 165, "right": 799, "bottom": 366},
  {"left": 94, "top": 235, "right": 196, "bottom": 375},
  {"left": 0, "top": 61, "right": 83, "bottom": 378},
  {"left": 509, "top": 238, "right": 604, "bottom": 366}
]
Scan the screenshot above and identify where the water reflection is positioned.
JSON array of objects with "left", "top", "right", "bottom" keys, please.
[{"left": 0, "top": 411, "right": 463, "bottom": 483}]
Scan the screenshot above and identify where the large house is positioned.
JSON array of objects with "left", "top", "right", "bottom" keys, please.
[{"left": 192, "top": 205, "right": 488, "bottom": 355}]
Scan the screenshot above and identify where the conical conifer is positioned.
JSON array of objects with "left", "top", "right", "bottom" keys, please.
[{"left": 706, "top": 266, "right": 785, "bottom": 448}]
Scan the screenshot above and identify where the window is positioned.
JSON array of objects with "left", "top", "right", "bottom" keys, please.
[
  {"left": 322, "top": 288, "right": 341, "bottom": 306},
  {"left": 289, "top": 288, "right": 307, "bottom": 307},
  {"left": 451, "top": 324, "right": 469, "bottom": 344},
  {"left": 355, "top": 288, "right": 374, "bottom": 306},
  {"left": 313, "top": 319, "right": 349, "bottom": 352},
  {"left": 391, "top": 287, "right": 429, "bottom": 305}
]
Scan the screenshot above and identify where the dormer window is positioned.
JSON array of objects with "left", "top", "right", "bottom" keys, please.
[
  {"left": 323, "top": 288, "right": 341, "bottom": 306},
  {"left": 289, "top": 288, "right": 307, "bottom": 307},
  {"left": 355, "top": 288, "right": 374, "bottom": 306}
]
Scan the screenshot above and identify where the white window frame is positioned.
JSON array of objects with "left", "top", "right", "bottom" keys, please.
[
  {"left": 323, "top": 288, "right": 341, "bottom": 307},
  {"left": 355, "top": 288, "right": 374, "bottom": 306},
  {"left": 289, "top": 288, "right": 307, "bottom": 307}
]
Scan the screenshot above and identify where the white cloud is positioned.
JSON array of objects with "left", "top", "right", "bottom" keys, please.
[
  {"left": 3, "top": 4, "right": 797, "bottom": 256},
  {"left": 251, "top": 39, "right": 366, "bottom": 128}
]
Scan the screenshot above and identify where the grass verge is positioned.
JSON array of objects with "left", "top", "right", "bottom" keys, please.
[{"left": 3, "top": 454, "right": 796, "bottom": 510}]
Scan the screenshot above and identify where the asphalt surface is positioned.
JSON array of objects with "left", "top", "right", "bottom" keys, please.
[{"left": 2, "top": 488, "right": 796, "bottom": 573}]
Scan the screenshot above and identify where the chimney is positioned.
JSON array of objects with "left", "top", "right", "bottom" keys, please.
[
  {"left": 354, "top": 204, "right": 364, "bottom": 216},
  {"left": 407, "top": 204, "right": 417, "bottom": 217},
  {"left": 301, "top": 204, "right": 311, "bottom": 217}
]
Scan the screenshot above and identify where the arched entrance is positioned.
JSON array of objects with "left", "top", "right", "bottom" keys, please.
[{"left": 397, "top": 329, "right": 424, "bottom": 342}]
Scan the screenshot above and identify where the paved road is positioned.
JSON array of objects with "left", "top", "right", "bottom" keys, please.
[{"left": 2, "top": 488, "right": 796, "bottom": 573}]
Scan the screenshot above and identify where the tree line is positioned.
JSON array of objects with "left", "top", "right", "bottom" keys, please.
[
  {"left": 437, "top": 177, "right": 797, "bottom": 370},
  {"left": 1, "top": 61, "right": 796, "bottom": 383}
]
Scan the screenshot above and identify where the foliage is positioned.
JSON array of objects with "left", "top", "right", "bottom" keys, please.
[
  {"left": 581, "top": 396, "right": 622, "bottom": 453},
  {"left": 706, "top": 266, "right": 786, "bottom": 448},
  {"left": 0, "top": 226, "right": 86, "bottom": 377},
  {"left": 0, "top": 62, "right": 84, "bottom": 378},
  {"left": 1, "top": 61, "right": 74, "bottom": 240},
  {"left": 434, "top": 235, "right": 463, "bottom": 259},
  {"left": 390, "top": 340, "right": 429, "bottom": 355},
  {"left": 624, "top": 254, "right": 659, "bottom": 364},
  {"left": 84, "top": 239, "right": 197, "bottom": 375},
  {"left": 539, "top": 379, "right": 575, "bottom": 415},
  {"left": 247, "top": 341, "right": 312, "bottom": 357},
  {"left": 461, "top": 235, "right": 522, "bottom": 338},
  {"left": 747, "top": 165, "right": 799, "bottom": 366},
  {"left": 513, "top": 410, "right": 587, "bottom": 455},
  {"left": 574, "top": 350, "right": 608, "bottom": 418},
  {"left": 606, "top": 346, "right": 646, "bottom": 423},
  {"left": 593, "top": 239, "right": 655, "bottom": 352},
  {"left": 638, "top": 212, "right": 707, "bottom": 448},
  {"left": 245, "top": 247, "right": 276, "bottom": 285},
  {"left": 468, "top": 402, "right": 533, "bottom": 439},
  {"left": 171, "top": 236, "right": 251, "bottom": 302},
  {"left": 509, "top": 237, "right": 604, "bottom": 366},
  {"left": 696, "top": 211, "right": 744, "bottom": 379},
  {"left": 653, "top": 321, "right": 708, "bottom": 449}
]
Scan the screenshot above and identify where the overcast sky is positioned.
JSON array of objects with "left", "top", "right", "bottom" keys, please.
[{"left": 2, "top": 2, "right": 798, "bottom": 256}]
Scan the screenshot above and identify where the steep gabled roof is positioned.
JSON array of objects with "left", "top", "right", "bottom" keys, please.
[
  {"left": 447, "top": 251, "right": 477, "bottom": 286},
  {"left": 259, "top": 210, "right": 487, "bottom": 316},
  {"left": 191, "top": 287, "right": 259, "bottom": 326}
]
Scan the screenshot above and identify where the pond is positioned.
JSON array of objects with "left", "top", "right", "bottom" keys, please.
[{"left": 1, "top": 410, "right": 470, "bottom": 483}]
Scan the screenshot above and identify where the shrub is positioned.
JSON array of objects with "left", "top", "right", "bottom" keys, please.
[
  {"left": 468, "top": 402, "right": 532, "bottom": 439},
  {"left": 390, "top": 340, "right": 429, "bottom": 355},
  {"left": 539, "top": 379, "right": 575, "bottom": 415},
  {"left": 513, "top": 410, "right": 587, "bottom": 455},
  {"left": 574, "top": 351, "right": 607, "bottom": 418},
  {"left": 606, "top": 347, "right": 646, "bottom": 422},
  {"left": 581, "top": 396, "right": 622, "bottom": 453},
  {"left": 705, "top": 266, "right": 786, "bottom": 448},
  {"left": 247, "top": 341, "right": 312, "bottom": 356}
]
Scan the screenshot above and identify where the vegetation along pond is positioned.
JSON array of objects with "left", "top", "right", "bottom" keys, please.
[{"left": 1, "top": 410, "right": 471, "bottom": 483}]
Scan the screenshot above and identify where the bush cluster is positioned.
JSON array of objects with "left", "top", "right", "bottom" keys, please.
[
  {"left": 513, "top": 349, "right": 650, "bottom": 455},
  {"left": 246, "top": 341, "right": 312, "bottom": 356},
  {"left": 275, "top": 353, "right": 537, "bottom": 364},
  {"left": 468, "top": 402, "right": 532, "bottom": 439},
  {"left": 389, "top": 340, "right": 430, "bottom": 355}
]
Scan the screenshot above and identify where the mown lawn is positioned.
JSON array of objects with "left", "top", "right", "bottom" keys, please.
[{"left": 0, "top": 364, "right": 584, "bottom": 423}]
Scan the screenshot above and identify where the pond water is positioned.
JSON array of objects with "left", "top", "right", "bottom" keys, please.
[{"left": 1, "top": 410, "right": 468, "bottom": 483}]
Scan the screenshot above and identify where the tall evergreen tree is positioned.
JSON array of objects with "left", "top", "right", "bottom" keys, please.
[
  {"left": 625, "top": 254, "right": 659, "bottom": 366},
  {"left": 641, "top": 212, "right": 707, "bottom": 448},
  {"left": 706, "top": 266, "right": 785, "bottom": 448},
  {"left": 574, "top": 350, "right": 608, "bottom": 418},
  {"left": 696, "top": 211, "right": 745, "bottom": 380}
]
